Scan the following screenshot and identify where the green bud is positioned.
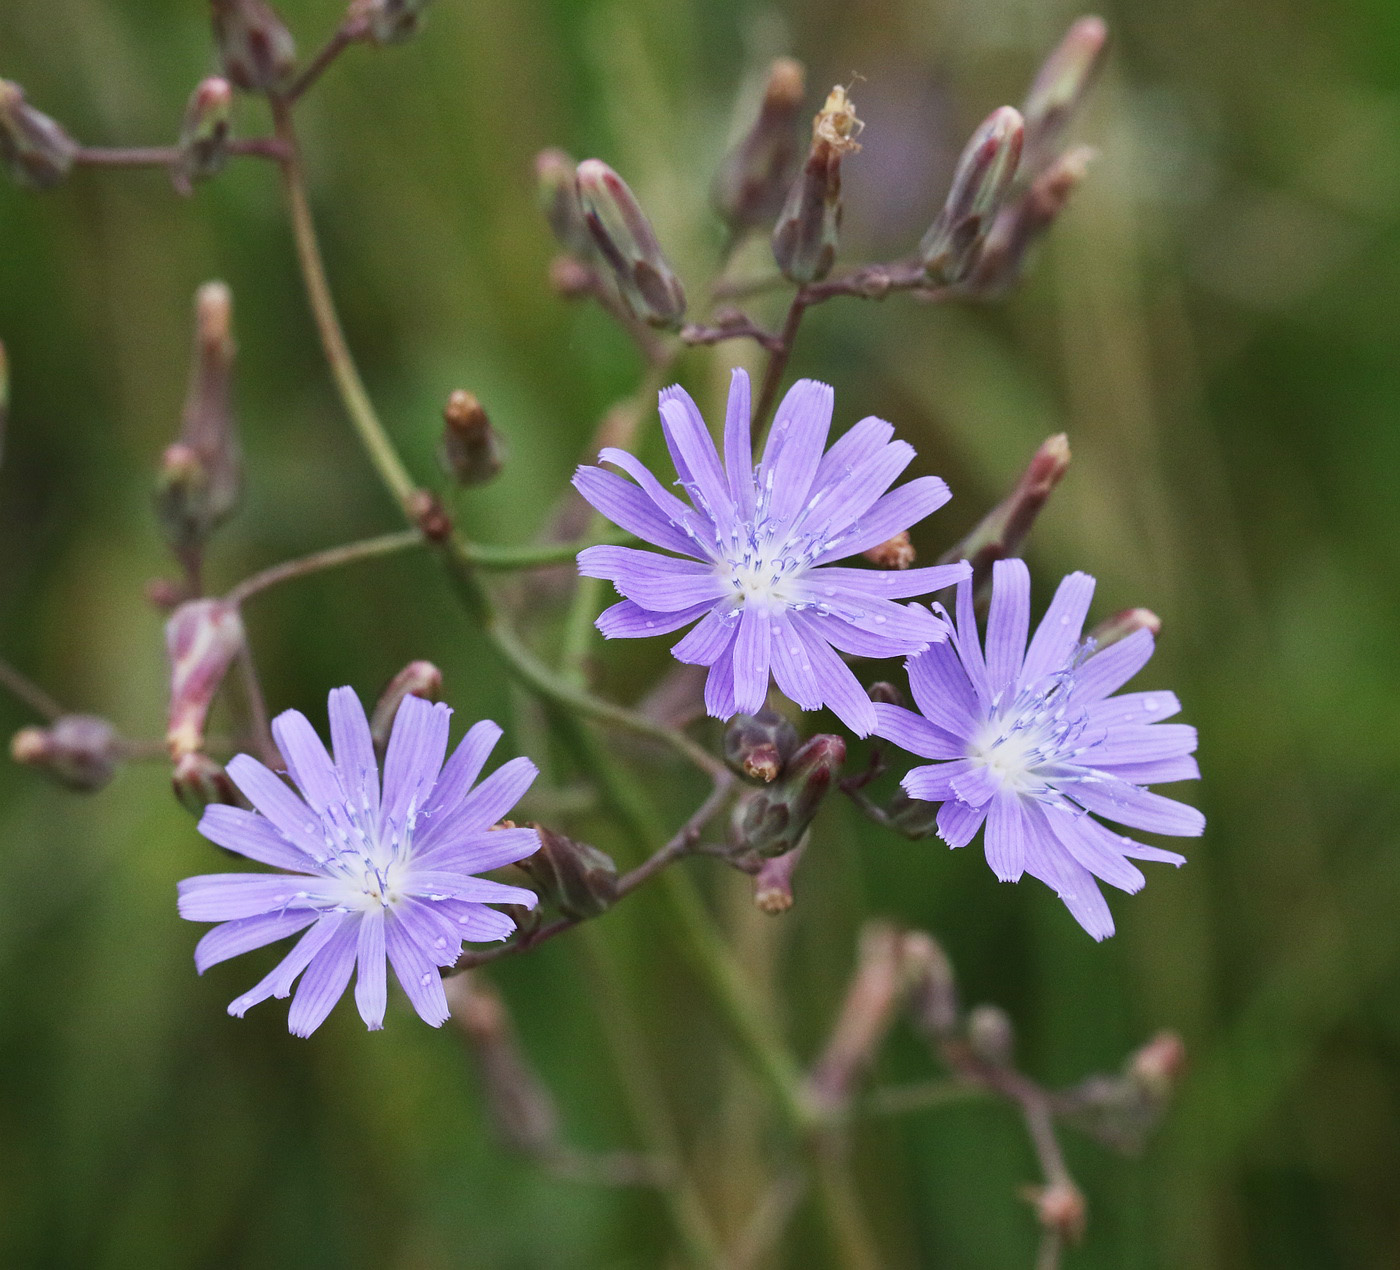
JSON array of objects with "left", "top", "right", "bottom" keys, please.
[
  {"left": 362, "top": 0, "right": 434, "bottom": 46},
  {"left": 723, "top": 707, "right": 798, "bottom": 784},
  {"left": 712, "top": 57, "right": 807, "bottom": 232},
  {"left": 731, "top": 733, "right": 844, "bottom": 858},
  {"left": 438, "top": 390, "right": 505, "bottom": 487},
  {"left": 371, "top": 661, "right": 444, "bottom": 755},
  {"left": 11, "top": 715, "right": 121, "bottom": 792},
  {"left": 515, "top": 824, "right": 619, "bottom": 921},
  {"left": 920, "top": 106, "right": 1024, "bottom": 286},
  {"left": 771, "top": 85, "right": 861, "bottom": 284},
  {"left": 210, "top": 0, "right": 298, "bottom": 95},
  {"left": 173, "top": 77, "right": 234, "bottom": 195},
  {"left": 576, "top": 159, "right": 687, "bottom": 328},
  {"left": 0, "top": 80, "right": 78, "bottom": 190}
]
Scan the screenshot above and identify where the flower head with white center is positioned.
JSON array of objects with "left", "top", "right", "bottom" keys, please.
[
  {"left": 177, "top": 687, "right": 540, "bottom": 1036},
  {"left": 872, "top": 558, "right": 1203, "bottom": 939},
  {"left": 573, "top": 368, "right": 970, "bottom": 736}
]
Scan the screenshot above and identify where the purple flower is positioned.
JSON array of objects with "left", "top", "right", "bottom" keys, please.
[
  {"left": 873, "top": 559, "right": 1203, "bottom": 939},
  {"left": 177, "top": 688, "right": 540, "bottom": 1036},
  {"left": 574, "top": 369, "right": 969, "bottom": 735}
]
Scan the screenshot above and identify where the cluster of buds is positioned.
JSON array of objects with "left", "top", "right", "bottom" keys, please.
[
  {"left": 10, "top": 715, "right": 122, "bottom": 793},
  {"left": 155, "top": 282, "right": 243, "bottom": 580},
  {"left": 438, "top": 390, "right": 505, "bottom": 487},
  {"left": 0, "top": 79, "right": 78, "bottom": 190},
  {"left": 514, "top": 824, "right": 619, "bottom": 921}
]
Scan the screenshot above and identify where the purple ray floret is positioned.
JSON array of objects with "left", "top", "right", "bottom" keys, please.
[
  {"left": 873, "top": 558, "right": 1203, "bottom": 939},
  {"left": 574, "top": 368, "right": 969, "bottom": 735},
  {"left": 177, "top": 688, "right": 540, "bottom": 1036}
]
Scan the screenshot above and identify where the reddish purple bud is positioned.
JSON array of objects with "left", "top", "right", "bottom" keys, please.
[
  {"left": 370, "top": 660, "right": 443, "bottom": 754},
  {"left": 173, "top": 78, "right": 234, "bottom": 195},
  {"left": 1022, "top": 16, "right": 1108, "bottom": 175},
  {"left": 439, "top": 390, "right": 505, "bottom": 487},
  {"left": 753, "top": 838, "right": 806, "bottom": 913},
  {"left": 166, "top": 599, "right": 245, "bottom": 759},
  {"left": 11, "top": 715, "right": 121, "bottom": 792},
  {"left": 1089, "top": 606, "right": 1161, "bottom": 650},
  {"left": 712, "top": 57, "right": 807, "bottom": 232},
  {"left": 210, "top": 0, "right": 298, "bottom": 95},
  {"left": 406, "top": 489, "right": 452, "bottom": 542},
  {"left": 0, "top": 79, "right": 78, "bottom": 190},
  {"left": 172, "top": 750, "right": 245, "bottom": 816},
  {"left": 723, "top": 707, "right": 798, "bottom": 784},
  {"left": 731, "top": 733, "right": 844, "bottom": 858},
  {"left": 535, "top": 149, "right": 595, "bottom": 258},
  {"left": 515, "top": 824, "right": 616, "bottom": 921}
]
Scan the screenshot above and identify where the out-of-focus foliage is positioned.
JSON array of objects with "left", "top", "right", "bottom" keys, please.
[{"left": 1, "top": 0, "right": 1398, "bottom": 1265}]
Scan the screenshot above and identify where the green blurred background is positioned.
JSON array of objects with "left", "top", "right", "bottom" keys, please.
[{"left": 3, "top": 0, "right": 1399, "bottom": 1265}]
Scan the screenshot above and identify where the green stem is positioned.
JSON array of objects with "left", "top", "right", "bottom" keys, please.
[
  {"left": 458, "top": 533, "right": 628, "bottom": 571},
  {"left": 226, "top": 530, "right": 422, "bottom": 606},
  {"left": 0, "top": 657, "right": 65, "bottom": 721}
]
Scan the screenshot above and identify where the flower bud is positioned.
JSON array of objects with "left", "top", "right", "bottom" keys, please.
[
  {"left": 156, "top": 282, "right": 242, "bottom": 561},
  {"left": 723, "top": 708, "right": 798, "bottom": 784},
  {"left": 210, "top": 0, "right": 298, "bottom": 95},
  {"left": 438, "top": 389, "right": 505, "bottom": 487},
  {"left": 920, "top": 106, "right": 1024, "bottom": 286},
  {"left": 576, "top": 159, "right": 687, "bottom": 329},
  {"left": 731, "top": 733, "right": 844, "bottom": 858},
  {"left": 173, "top": 78, "right": 234, "bottom": 196},
  {"left": 1031, "top": 1181, "right": 1087, "bottom": 1244},
  {"left": 1089, "top": 607, "right": 1161, "bottom": 650},
  {"left": 535, "top": 149, "right": 595, "bottom": 258},
  {"left": 362, "top": 0, "right": 434, "bottom": 46},
  {"left": 966, "top": 1003, "right": 1016, "bottom": 1068},
  {"left": 771, "top": 85, "right": 862, "bottom": 284},
  {"left": 753, "top": 838, "right": 806, "bottom": 913},
  {"left": 904, "top": 930, "right": 960, "bottom": 1039},
  {"left": 407, "top": 489, "right": 452, "bottom": 541},
  {"left": 370, "top": 660, "right": 443, "bottom": 754},
  {"left": 1022, "top": 16, "right": 1108, "bottom": 176},
  {"left": 0, "top": 80, "right": 78, "bottom": 190},
  {"left": 938, "top": 433, "right": 1071, "bottom": 597},
  {"left": 885, "top": 788, "right": 940, "bottom": 839},
  {"left": 862, "top": 530, "right": 914, "bottom": 570},
  {"left": 712, "top": 57, "right": 807, "bottom": 232},
  {"left": 516, "top": 824, "right": 617, "bottom": 921},
  {"left": 1127, "top": 1029, "right": 1186, "bottom": 1100},
  {"left": 10, "top": 715, "right": 121, "bottom": 792},
  {"left": 172, "top": 750, "right": 244, "bottom": 816},
  {"left": 166, "top": 599, "right": 245, "bottom": 759}
]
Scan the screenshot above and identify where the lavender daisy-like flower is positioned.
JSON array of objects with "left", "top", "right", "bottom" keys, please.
[
  {"left": 873, "top": 558, "right": 1203, "bottom": 939},
  {"left": 573, "top": 368, "right": 969, "bottom": 735},
  {"left": 177, "top": 688, "right": 540, "bottom": 1036}
]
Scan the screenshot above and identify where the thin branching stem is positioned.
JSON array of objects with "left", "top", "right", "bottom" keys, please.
[
  {"left": 282, "top": 17, "right": 367, "bottom": 106},
  {"left": 0, "top": 657, "right": 65, "bottom": 721},
  {"left": 226, "top": 530, "right": 423, "bottom": 606}
]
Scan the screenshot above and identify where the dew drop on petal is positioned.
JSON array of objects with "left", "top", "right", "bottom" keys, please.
[
  {"left": 433, "top": 937, "right": 448, "bottom": 950},
  {"left": 1143, "top": 697, "right": 1160, "bottom": 712},
  {"left": 420, "top": 972, "right": 434, "bottom": 986}
]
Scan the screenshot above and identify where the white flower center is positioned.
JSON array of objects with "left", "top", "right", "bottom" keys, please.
[{"left": 968, "top": 674, "right": 1094, "bottom": 797}]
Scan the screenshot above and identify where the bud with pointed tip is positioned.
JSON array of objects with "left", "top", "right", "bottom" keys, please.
[
  {"left": 939, "top": 433, "right": 1071, "bottom": 597},
  {"left": 0, "top": 80, "right": 78, "bottom": 190},
  {"left": 11, "top": 716, "right": 121, "bottom": 792},
  {"left": 723, "top": 708, "right": 798, "bottom": 784},
  {"left": 1089, "top": 607, "right": 1161, "bottom": 650},
  {"left": 210, "top": 0, "right": 298, "bottom": 95},
  {"left": 967, "top": 1004, "right": 1016, "bottom": 1068},
  {"left": 172, "top": 751, "right": 244, "bottom": 816},
  {"left": 771, "top": 85, "right": 862, "bottom": 284},
  {"left": 1022, "top": 16, "right": 1108, "bottom": 175},
  {"left": 370, "top": 661, "right": 443, "bottom": 754},
  {"left": 713, "top": 57, "right": 807, "bottom": 232},
  {"left": 576, "top": 159, "right": 687, "bottom": 329},
  {"left": 438, "top": 390, "right": 505, "bottom": 487},
  {"left": 536, "top": 149, "right": 595, "bottom": 258},
  {"left": 920, "top": 106, "right": 1024, "bottom": 286},
  {"left": 166, "top": 600, "right": 245, "bottom": 759},
  {"left": 731, "top": 733, "right": 844, "bottom": 858},
  {"left": 173, "top": 78, "right": 234, "bottom": 195},
  {"left": 515, "top": 824, "right": 617, "bottom": 921},
  {"left": 362, "top": 0, "right": 434, "bottom": 46}
]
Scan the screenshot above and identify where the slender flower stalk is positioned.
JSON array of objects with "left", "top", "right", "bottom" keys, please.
[
  {"left": 873, "top": 558, "right": 1202, "bottom": 938},
  {"left": 574, "top": 369, "right": 968, "bottom": 735},
  {"left": 178, "top": 688, "right": 541, "bottom": 1035}
]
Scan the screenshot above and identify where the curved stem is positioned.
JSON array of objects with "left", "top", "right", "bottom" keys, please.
[{"left": 226, "top": 529, "right": 422, "bottom": 606}]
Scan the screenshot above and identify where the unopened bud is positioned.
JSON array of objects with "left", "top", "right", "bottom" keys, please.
[
  {"left": 448, "top": 975, "right": 560, "bottom": 1156},
  {"left": 172, "top": 751, "right": 244, "bottom": 816},
  {"left": 166, "top": 599, "right": 245, "bottom": 759},
  {"left": 1089, "top": 607, "right": 1160, "bottom": 650},
  {"left": 771, "top": 85, "right": 861, "bottom": 284},
  {"left": 536, "top": 149, "right": 595, "bottom": 258},
  {"left": 1022, "top": 16, "right": 1108, "bottom": 175},
  {"left": 966, "top": 1004, "right": 1016, "bottom": 1068},
  {"left": 210, "top": 0, "right": 298, "bottom": 95},
  {"left": 904, "top": 930, "right": 960, "bottom": 1039},
  {"left": 0, "top": 80, "right": 78, "bottom": 190},
  {"left": 516, "top": 824, "right": 617, "bottom": 921},
  {"left": 753, "top": 837, "right": 806, "bottom": 913},
  {"left": 1127, "top": 1030, "right": 1186, "bottom": 1099},
  {"left": 862, "top": 530, "right": 914, "bottom": 569},
  {"left": 576, "top": 159, "right": 687, "bottom": 329},
  {"left": 173, "top": 78, "right": 234, "bottom": 195},
  {"left": 723, "top": 708, "right": 798, "bottom": 784},
  {"left": 370, "top": 660, "right": 443, "bottom": 754},
  {"left": 438, "top": 390, "right": 505, "bottom": 487},
  {"left": 886, "top": 788, "right": 940, "bottom": 839},
  {"left": 1030, "top": 1181, "right": 1087, "bottom": 1244},
  {"left": 11, "top": 715, "right": 121, "bottom": 792},
  {"left": 407, "top": 489, "right": 452, "bottom": 541},
  {"left": 732, "top": 732, "right": 844, "bottom": 858},
  {"left": 712, "top": 57, "right": 807, "bottom": 232},
  {"left": 939, "top": 433, "right": 1071, "bottom": 596},
  {"left": 362, "top": 0, "right": 434, "bottom": 46},
  {"left": 920, "top": 106, "right": 1024, "bottom": 286}
]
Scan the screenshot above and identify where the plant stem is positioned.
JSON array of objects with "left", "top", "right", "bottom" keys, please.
[
  {"left": 751, "top": 293, "right": 807, "bottom": 432},
  {"left": 283, "top": 18, "right": 366, "bottom": 105},
  {"left": 863, "top": 1078, "right": 986, "bottom": 1118},
  {"left": 457, "top": 533, "right": 630, "bottom": 571},
  {"left": 0, "top": 657, "right": 65, "bottom": 721},
  {"left": 226, "top": 529, "right": 423, "bottom": 606}
]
